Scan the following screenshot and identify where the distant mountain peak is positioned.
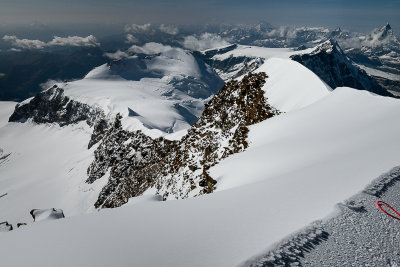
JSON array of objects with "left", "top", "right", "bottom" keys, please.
[
  {"left": 310, "top": 39, "right": 342, "bottom": 55},
  {"left": 334, "top": 27, "right": 342, "bottom": 32},
  {"left": 382, "top": 23, "right": 392, "bottom": 31},
  {"left": 290, "top": 40, "right": 394, "bottom": 97}
]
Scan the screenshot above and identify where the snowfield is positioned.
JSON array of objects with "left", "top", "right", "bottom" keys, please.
[
  {"left": 1, "top": 53, "right": 400, "bottom": 267},
  {"left": 0, "top": 119, "right": 104, "bottom": 225},
  {"left": 256, "top": 58, "right": 331, "bottom": 112},
  {"left": 59, "top": 44, "right": 223, "bottom": 135}
]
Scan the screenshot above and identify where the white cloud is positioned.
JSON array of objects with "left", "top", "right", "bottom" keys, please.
[
  {"left": 159, "top": 24, "right": 179, "bottom": 35},
  {"left": 183, "top": 33, "right": 230, "bottom": 51},
  {"left": 3, "top": 35, "right": 46, "bottom": 49},
  {"left": 48, "top": 35, "right": 99, "bottom": 47},
  {"left": 124, "top": 23, "right": 152, "bottom": 33},
  {"left": 128, "top": 42, "right": 173, "bottom": 55},
  {"left": 2, "top": 35, "right": 100, "bottom": 50},
  {"left": 104, "top": 50, "right": 129, "bottom": 60},
  {"left": 125, "top": 34, "right": 139, "bottom": 44}
]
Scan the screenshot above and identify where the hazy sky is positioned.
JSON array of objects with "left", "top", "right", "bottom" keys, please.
[{"left": 1, "top": 0, "right": 399, "bottom": 33}]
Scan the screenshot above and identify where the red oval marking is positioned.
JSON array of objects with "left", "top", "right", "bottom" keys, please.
[{"left": 377, "top": 201, "right": 400, "bottom": 221}]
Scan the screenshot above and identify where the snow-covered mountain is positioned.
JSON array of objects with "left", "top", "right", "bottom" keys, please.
[
  {"left": 1, "top": 41, "right": 400, "bottom": 266},
  {"left": 200, "top": 22, "right": 400, "bottom": 95},
  {"left": 10, "top": 43, "right": 223, "bottom": 136},
  {"left": 290, "top": 40, "right": 393, "bottom": 97},
  {"left": 197, "top": 41, "right": 393, "bottom": 97}
]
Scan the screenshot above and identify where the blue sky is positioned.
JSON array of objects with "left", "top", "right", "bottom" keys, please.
[{"left": 0, "top": 0, "right": 399, "bottom": 33}]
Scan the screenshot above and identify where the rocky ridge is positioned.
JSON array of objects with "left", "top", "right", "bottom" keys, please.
[
  {"left": 86, "top": 72, "right": 280, "bottom": 208},
  {"left": 8, "top": 85, "right": 104, "bottom": 126},
  {"left": 290, "top": 40, "right": 394, "bottom": 97}
]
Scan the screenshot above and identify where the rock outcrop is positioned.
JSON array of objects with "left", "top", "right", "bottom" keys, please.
[
  {"left": 87, "top": 72, "right": 280, "bottom": 208},
  {"left": 9, "top": 85, "right": 104, "bottom": 126}
]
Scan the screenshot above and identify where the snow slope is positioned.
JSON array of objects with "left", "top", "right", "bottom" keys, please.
[
  {"left": 256, "top": 58, "right": 331, "bottom": 112},
  {"left": 0, "top": 105, "right": 103, "bottom": 225},
  {"left": 0, "top": 102, "right": 16, "bottom": 127},
  {"left": 1, "top": 87, "right": 399, "bottom": 267},
  {"left": 59, "top": 44, "right": 223, "bottom": 135}
]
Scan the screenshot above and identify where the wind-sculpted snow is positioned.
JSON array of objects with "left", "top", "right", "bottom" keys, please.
[
  {"left": 30, "top": 208, "right": 65, "bottom": 222},
  {"left": 290, "top": 40, "right": 394, "bottom": 97},
  {"left": 245, "top": 223, "right": 329, "bottom": 267},
  {"left": 363, "top": 166, "right": 400, "bottom": 197},
  {"left": 87, "top": 72, "right": 279, "bottom": 208},
  {"left": 244, "top": 166, "right": 400, "bottom": 267},
  {"left": 8, "top": 85, "right": 105, "bottom": 126}
]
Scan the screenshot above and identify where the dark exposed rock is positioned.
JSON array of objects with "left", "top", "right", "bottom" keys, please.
[
  {"left": 0, "top": 221, "right": 13, "bottom": 232},
  {"left": 87, "top": 72, "right": 280, "bottom": 208},
  {"left": 290, "top": 40, "right": 394, "bottom": 97},
  {"left": 88, "top": 118, "right": 110, "bottom": 149},
  {"left": 16, "top": 223, "right": 27, "bottom": 228},
  {"left": 9, "top": 85, "right": 105, "bottom": 127},
  {"left": 30, "top": 208, "right": 65, "bottom": 222}
]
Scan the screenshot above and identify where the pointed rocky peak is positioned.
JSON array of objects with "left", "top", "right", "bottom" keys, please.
[
  {"left": 309, "top": 39, "right": 343, "bottom": 55},
  {"left": 331, "top": 27, "right": 342, "bottom": 35},
  {"left": 377, "top": 23, "right": 394, "bottom": 40},
  {"left": 382, "top": 23, "right": 392, "bottom": 32}
]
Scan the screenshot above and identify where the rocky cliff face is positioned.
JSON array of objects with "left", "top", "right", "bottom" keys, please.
[
  {"left": 9, "top": 85, "right": 104, "bottom": 126},
  {"left": 290, "top": 40, "right": 394, "bottom": 97},
  {"left": 87, "top": 72, "right": 280, "bottom": 208}
]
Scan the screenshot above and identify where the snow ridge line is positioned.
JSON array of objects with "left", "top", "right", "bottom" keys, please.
[
  {"left": 363, "top": 166, "right": 400, "bottom": 197},
  {"left": 244, "top": 223, "right": 329, "bottom": 267},
  {"left": 243, "top": 164, "right": 400, "bottom": 267}
]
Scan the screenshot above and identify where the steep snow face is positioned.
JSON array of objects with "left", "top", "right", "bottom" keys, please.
[
  {"left": 59, "top": 43, "right": 223, "bottom": 134},
  {"left": 0, "top": 102, "right": 16, "bottom": 128},
  {"left": 256, "top": 58, "right": 331, "bottom": 112},
  {"left": 1, "top": 88, "right": 400, "bottom": 267},
  {"left": 212, "top": 87, "right": 400, "bottom": 193},
  {"left": 0, "top": 106, "right": 103, "bottom": 225}
]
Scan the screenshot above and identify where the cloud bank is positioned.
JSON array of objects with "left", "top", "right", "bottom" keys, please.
[
  {"left": 125, "top": 34, "right": 139, "bottom": 44},
  {"left": 183, "top": 33, "right": 230, "bottom": 51},
  {"left": 104, "top": 50, "right": 129, "bottom": 60},
  {"left": 128, "top": 42, "right": 173, "bottom": 55},
  {"left": 2, "top": 35, "right": 100, "bottom": 50},
  {"left": 159, "top": 24, "right": 179, "bottom": 35},
  {"left": 124, "top": 23, "right": 152, "bottom": 33},
  {"left": 3, "top": 35, "right": 46, "bottom": 49}
]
